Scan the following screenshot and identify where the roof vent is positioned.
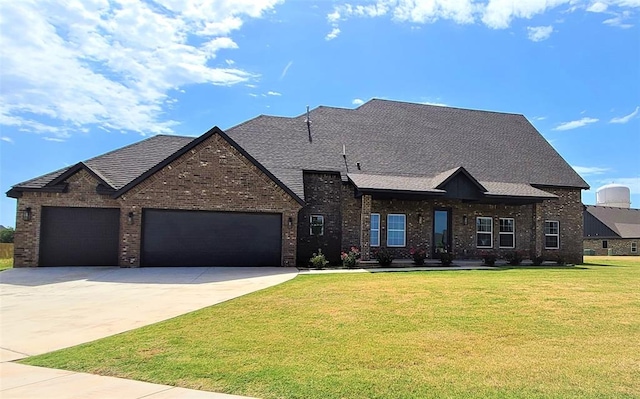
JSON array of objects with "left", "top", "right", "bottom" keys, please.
[{"left": 305, "top": 105, "right": 312, "bottom": 142}]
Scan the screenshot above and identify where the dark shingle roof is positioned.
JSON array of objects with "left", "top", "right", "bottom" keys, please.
[
  {"left": 10, "top": 99, "right": 588, "bottom": 202},
  {"left": 584, "top": 205, "right": 640, "bottom": 238},
  {"left": 11, "top": 135, "right": 193, "bottom": 191},
  {"left": 225, "top": 99, "right": 588, "bottom": 198}
]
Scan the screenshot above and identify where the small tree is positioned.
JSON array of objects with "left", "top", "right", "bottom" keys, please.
[{"left": 0, "top": 227, "right": 14, "bottom": 243}]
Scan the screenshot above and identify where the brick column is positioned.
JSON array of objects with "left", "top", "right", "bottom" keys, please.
[{"left": 360, "top": 194, "right": 372, "bottom": 260}]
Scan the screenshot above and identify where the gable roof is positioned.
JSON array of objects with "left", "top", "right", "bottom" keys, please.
[
  {"left": 8, "top": 135, "right": 193, "bottom": 197},
  {"left": 584, "top": 205, "right": 640, "bottom": 239},
  {"left": 225, "top": 99, "right": 588, "bottom": 199},
  {"left": 8, "top": 128, "right": 304, "bottom": 205}
]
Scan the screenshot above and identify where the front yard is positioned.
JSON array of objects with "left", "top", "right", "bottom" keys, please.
[{"left": 22, "top": 257, "right": 640, "bottom": 398}]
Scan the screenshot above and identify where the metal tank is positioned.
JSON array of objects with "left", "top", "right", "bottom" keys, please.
[{"left": 596, "top": 184, "right": 631, "bottom": 208}]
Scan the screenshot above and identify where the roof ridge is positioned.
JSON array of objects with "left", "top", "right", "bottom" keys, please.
[{"left": 364, "top": 98, "right": 526, "bottom": 117}]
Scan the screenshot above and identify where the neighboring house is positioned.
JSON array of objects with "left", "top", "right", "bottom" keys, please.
[
  {"left": 583, "top": 205, "right": 640, "bottom": 256},
  {"left": 7, "top": 99, "right": 588, "bottom": 267}
]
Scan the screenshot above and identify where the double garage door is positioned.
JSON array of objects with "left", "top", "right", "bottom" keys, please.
[{"left": 39, "top": 207, "right": 282, "bottom": 267}]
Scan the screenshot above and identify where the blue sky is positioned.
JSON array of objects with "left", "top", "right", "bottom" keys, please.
[{"left": 1, "top": 0, "right": 639, "bottom": 228}]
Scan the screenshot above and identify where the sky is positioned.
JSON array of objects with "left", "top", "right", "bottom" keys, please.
[{"left": 1, "top": 0, "right": 639, "bottom": 228}]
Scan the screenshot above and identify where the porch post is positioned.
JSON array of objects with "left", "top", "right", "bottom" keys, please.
[{"left": 360, "top": 194, "right": 372, "bottom": 260}]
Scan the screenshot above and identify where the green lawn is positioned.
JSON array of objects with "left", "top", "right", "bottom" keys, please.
[
  {"left": 22, "top": 257, "right": 640, "bottom": 399},
  {"left": 0, "top": 257, "right": 13, "bottom": 271}
]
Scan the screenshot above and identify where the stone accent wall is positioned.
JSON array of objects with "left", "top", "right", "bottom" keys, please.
[
  {"left": 13, "top": 169, "right": 121, "bottom": 267},
  {"left": 583, "top": 238, "right": 639, "bottom": 256},
  {"left": 13, "top": 134, "right": 301, "bottom": 267},
  {"left": 296, "top": 172, "right": 343, "bottom": 265}
]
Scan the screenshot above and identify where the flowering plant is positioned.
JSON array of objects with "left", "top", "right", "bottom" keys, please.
[
  {"left": 309, "top": 249, "right": 329, "bottom": 269},
  {"left": 341, "top": 246, "right": 361, "bottom": 268},
  {"left": 373, "top": 247, "right": 394, "bottom": 266},
  {"left": 409, "top": 247, "right": 427, "bottom": 265}
]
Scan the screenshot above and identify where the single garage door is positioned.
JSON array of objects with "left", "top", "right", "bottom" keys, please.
[
  {"left": 39, "top": 207, "right": 120, "bottom": 266},
  {"left": 141, "top": 209, "right": 282, "bottom": 266}
]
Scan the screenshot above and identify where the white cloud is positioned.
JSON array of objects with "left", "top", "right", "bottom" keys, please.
[
  {"left": 1, "top": 136, "right": 14, "bottom": 144},
  {"left": 267, "top": 91, "right": 281, "bottom": 96},
  {"left": 245, "top": 84, "right": 257, "bottom": 88},
  {"left": 43, "top": 137, "right": 66, "bottom": 142},
  {"left": 352, "top": 98, "right": 365, "bottom": 105},
  {"left": 326, "top": 27, "right": 341, "bottom": 40},
  {"left": 603, "top": 10, "right": 635, "bottom": 27},
  {"left": 533, "top": 116, "right": 547, "bottom": 120},
  {"left": 553, "top": 117, "right": 599, "bottom": 131},
  {"left": 248, "top": 93, "right": 258, "bottom": 97},
  {"left": 587, "top": 2, "right": 609, "bottom": 12},
  {"left": 327, "top": 1, "right": 640, "bottom": 37},
  {"left": 225, "top": 59, "right": 235, "bottom": 65},
  {"left": 610, "top": 106, "right": 639, "bottom": 123},
  {"left": 280, "top": 61, "right": 293, "bottom": 80},
  {"left": 572, "top": 165, "right": 611, "bottom": 176},
  {"left": 0, "top": 0, "right": 281, "bottom": 137},
  {"left": 527, "top": 25, "right": 554, "bottom": 41}
]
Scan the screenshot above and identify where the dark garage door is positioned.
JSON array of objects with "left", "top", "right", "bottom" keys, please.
[
  {"left": 40, "top": 207, "right": 120, "bottom": 266},
  {"left": 141, "top": 209, "right": 282, "bottom": 267}
]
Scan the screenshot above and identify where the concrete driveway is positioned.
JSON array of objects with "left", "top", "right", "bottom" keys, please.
[{"left": 0, "top": 266, "right": 298, "bottom": 362}]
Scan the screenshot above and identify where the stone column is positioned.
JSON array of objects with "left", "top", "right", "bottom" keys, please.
[{"left": 360, "top": 194, "right": 372, "bottom": 260}]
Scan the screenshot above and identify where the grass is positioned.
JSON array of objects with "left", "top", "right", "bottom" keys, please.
[
  {"left": 0, "top": 257, "right": 13, "bottom": 271},
  {"left": 22, "top": 257, "right": 640, "bottom": 399}
]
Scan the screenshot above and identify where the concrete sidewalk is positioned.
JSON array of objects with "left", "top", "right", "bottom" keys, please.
[{"left": 0, "top": 363, "right": 255, "bottom": 399}]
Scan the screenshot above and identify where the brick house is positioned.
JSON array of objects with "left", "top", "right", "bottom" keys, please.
[
  {"left": 8, "top": 99, "right": 588, "bottom": 267},
  {"left": 583, "top": 205, "right": 640, "bottom": 256}
]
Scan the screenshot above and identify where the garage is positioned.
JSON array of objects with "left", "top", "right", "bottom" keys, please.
[
  {"left": 141, "top": 209, "right": 282, "bottom": 267},
  {"left": 39, "top": 207, "right": 120, "bottom": 266}
]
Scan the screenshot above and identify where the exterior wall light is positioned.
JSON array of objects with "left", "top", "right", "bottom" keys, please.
[
  {"left": 418, "top": 213, "right": 423, "bottom": 224},
  {"left": 22, "top": 207, "right": 32, "bottom": 221},
  {"left": 288, "top": 216, "right": 293, "bottom": 228},
  {"left": 127, "top": 211, "right": 135, "bottom": 225},
  {"left": 463, "top": 215, "right": 468, "bottom": 225}
]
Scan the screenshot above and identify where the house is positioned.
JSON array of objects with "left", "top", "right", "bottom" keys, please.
[
  {"left": 7, "top": 99, "right": 588, "bottom": 267},
  {"left": 583, "top": 205, "right": 640, "bottom": 256}
]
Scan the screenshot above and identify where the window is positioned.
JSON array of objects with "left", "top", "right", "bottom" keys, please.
[
  {"left": 310, "top": 215, "right": 324, "bottom": 236},
  {"left": 387, "top": 214, "right": 406, "bottom": 247},
  {"left": 370, "top": 213, "right": 380, "bottom": 247},
  {"left": 602, "top": 240, "right": 608, "bottom": 249},
  {"left": 476, "top": 217, "right": 493, "bottom": 248},
  {"left": 544, "top": 221, "right": 559, "bottom": 249},
  {"left": 499, "top": 218, "right": 515, "bottom": 248},
  {"left": 632, "top": 242, "right": 637, "bottom": 253}
]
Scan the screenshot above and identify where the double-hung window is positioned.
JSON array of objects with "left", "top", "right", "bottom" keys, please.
[
  {"left": 602, "top": 240, "right": 608, "bottom": 249},
  {"left": 632, "top": 242, "right": 637, "bottom": 253},
  {"left": 499, "top": 218, "right": 515, "bottom": 248},
  {"left": 544, "top": 221, "right": 559, "bottom": 249},
  {"left": 310, "top": 215, "right": 324, "bottom": 236},
  {"left": 476, "top": 217, "right": 493, "bottom": 248},
  {"left": 370, "top": 213, "right": 380, "bottom": 247},
  {"left": 387, "top": 214, "right": 406, "bottom": 247}
]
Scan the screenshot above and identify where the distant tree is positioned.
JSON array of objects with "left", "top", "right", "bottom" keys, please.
[{"left": 0, "top": 227, "right": 15, "bottom": 243}]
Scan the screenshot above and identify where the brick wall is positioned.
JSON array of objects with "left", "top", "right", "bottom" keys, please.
[
  {"left": 13, "top": 134, "right": 301, "bottom": 267},
  {"left": 583, "top": 238, "right": 639, "bottom": 256},
  {"left": 296, "top": 172, "right": 343, "bottom": 265},
  {"left": 368, "top": 198, "right": 534, "bottom": 260},
  {"left": 13, "top": 169, "right": 121, "bottom": 267},
  {"left": 534, "top": 187, "right": 584, "bottom": 264}
]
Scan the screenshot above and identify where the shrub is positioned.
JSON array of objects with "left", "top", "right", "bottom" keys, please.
[
  {"left": 505, "top": 250, "right": 525, "bottom": 266},
  {"left": 481, "top": 251, "right": 497, "bottom": 266},
  {"left": 373, "top": 248, "right": 394, "bottom": 266},
  {"left": 341, "top": 246, "right": 360, "bottom": 268},
  {"left": 439, "top": 251, "right": 454, "bottom": 266},
  {"left": 309, "top": 249, "right": 329, "bottom": 269},
  {"left": 409, "top": 247, "right": 427, "bottom": 265},
  {"left": 532, "top": 255, "right": 545, "bottom": 266},
  {"left": 0, "top": 227, "right": 14, "bottom": 244}
]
